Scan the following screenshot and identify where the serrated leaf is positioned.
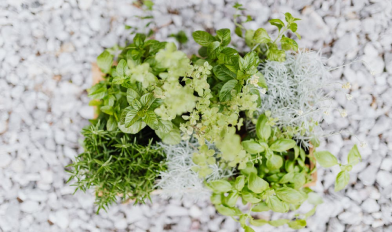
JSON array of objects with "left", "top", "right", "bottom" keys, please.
[
  {"left": 116, "top": 59, "right": 127, "bottom": 77},
  {"left": 140, "top": 93, "right": 155, "bottom": 108},
  {"left": 118, "top": 120, "right": 146, "bottom": 134},
  {"left": 127, "top": 88, "right": 141, "bottom": 105},
  {"left": 207, "top": 41, "right": 222, "bottom": 59},
  {"left": 88, "top": 83, "right": 107, "bottom": 100},
  {"left": 97, "top": 51, "right": 113, "bottom": 74},
  {"left": 314, "top": 151, "right": 338, "bottom": 168},
  {"left": 253, "top": 28, "right": 271, "bottom": 44},
  {"left": 192, "top": 31, "right": 215, "bottom": 47},
  {"left": 219, "top": 79, "right": 238, "bottom": 102},
  {"left": 131, "top": 99, "right": 142, "bottom": 110},
  {"left": 124, "top": 108, "right": 140, "bottom": 127},
  {"left": 216, "top": 28, "right": 231, "bottom": 47},
  {"left": 156, "top": 126, "right": 181, "bottom": 145},
  {"left": 144, "top": 111, "right": 159, "bottom": 129},
  {"left": 213, "top": 64, "right": 236, "bottom": 81},
  {"left": 335, "top": 170, "right": 349, "bottom": 191},
  {"left": 134, "top": 33, "right": 146, "bottom": 47},
  {"left": 281, "top": 36, "right": 298, "bottom": 51}
]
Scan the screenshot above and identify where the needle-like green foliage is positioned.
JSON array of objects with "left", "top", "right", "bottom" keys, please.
[{"left": 66, "top": 119, "right": 166, "bottom": 212}]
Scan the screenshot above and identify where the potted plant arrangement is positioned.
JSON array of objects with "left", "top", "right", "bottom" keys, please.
[{"left": 67, "top": 5, "right": 362, "bottom": 230}]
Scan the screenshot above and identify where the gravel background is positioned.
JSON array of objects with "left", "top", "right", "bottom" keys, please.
[{"left": 1, "top": 0, "right": 392, "bottom": 231}]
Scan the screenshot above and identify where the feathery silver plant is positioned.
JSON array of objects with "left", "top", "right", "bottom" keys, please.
[
  {"left": 156, "top": 138, "right": 234, "bottom": 200},
  {"left": 255, "top": 50, "right": 333, "bottom": 145}
]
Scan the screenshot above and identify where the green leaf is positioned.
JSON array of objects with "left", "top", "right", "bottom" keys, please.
[
  {"left": 266, "top": 196, "right": 288, "bottom": 213},
  {"left": 215, "top": 205, "right": 241, "bottom": 216},
  {"left": 307, "top": 192, "right": 323, "bottom": 205},
  {"left": 116, "top": 59, "right": 127, "bottom": 77},
  {"left": 156, "top": 127, "right": 181, "bottom": 145},
  {"left": 134, "top": 33, "right": 146, "bottom": 47},
  {"left": 255, "top": 72, "right": 267, "bottom": 89},
  {"left": 269, "top": 19, "right": 285, "bottom": 31},
  {"left": 347, "top": 145, "right": 361, "bottom": 165},
  {"left": 335, "top": 170, "right": 350, "bottom": 191},
  {"left": 107, "top": 116, "right": 117, "bottom": 131},
  {"left": 207, "top": 41, "right": 222, "bottom": 59},
  {"left": 216, "top": 28, "right": 231, "bottom": 47},
  {"left": 266, "top": 46, "right": 286, "bottom": 62},
  {"left": 288, "top": 220, "right": 306, "bottom": 229},
  {"left": 207, "top": 180, "right": 232, "bottom": 193},
  {"left": 127, "top": 88, "right": 141, "bottom": 105},
  {"left": 251, "top": 202, "right": 269, "bottom": 212},
  {"left": 131, "top": 99, "right": 142, "bottom": 111},
  {"left": 198, "top": 46, "right": 208, "bottom": 57},
  {"left": 253, "top": 28, "right": 271, "bottom": 44},
  {"left": 242, "top": 140, "right": 266, "bottom": 154},
  {"left": 275, "top": 187, "right": 306, "bottom": 204},
  {"left": 192, "top": 31, "right": 215, "bottom": 47},
  {"left": 144, "top": 111, "right": 159, "bottom": 129},
  {"left": 279, "top": 172, "right": 295, "bottom": 184},
  {"left": 266, "top": 154, "right": 283, "bottom": 170},
  {"left": 256, "top": 114, "right": 271, "bottom": 141},
  {"left": 88, "top": 82, "right": 107, "bottom": 99},
  {"left": 100, "top": 105, "right": 113, "bottom": 115},
  {"left": 245, "top": 29, "right": 255, "bottom": 47},
  {"left": 235, "top": 26, "right": 243, "bottom": 37},
  {"left": 118, "top": 120, "right": 146, "bottom": 134},
  {"left": 293, "top": 172, "right": 306, "bottom": 189},
  {"left": 270, "top": 139, "right": 296, "bottom": 152},
  {"left": 288, "top": 22, "right": 298, "bottom": 32},
  {"left": 294, "top": 32, "right": 302, "bottom": 40},
  {"left": 240, "top": 163, "right": 257, "bottom": 176},
  {"left": 213, "top": 64, "right": 236, "bottom": 81},
  {"left": 234, "top": 175, "right": 245, "bottom": 191},
  {"left": 248, "top": 172, "right": 269, "bottom": 194},
  {"left": 140, "top": 93, "right": 155, "bottom": 108},
  {"left": 250, "top": 218, "right": 268, "bottom": 226},
  {"left": 244, "top": 226, "right": 255, "bottom": 232},
  {"left": 281, "top": 36, "right": 298, "bottom": 51},
  {"left": 284, "top": 12, "right": 294, "bottom": 23},
  {"left": 242, "top": 191, "right": 261, "bottom": 203},
  {"left": 210, "top": 193, "right": 222, "bottom": 204},
  {"left": 314, "top": 151, "right": 338, "bottom": 168},
  {"left": 157, "top": 120, "right": 173, "bottom": 133},
  {"left": 125, "top": 109, "right": 140, "bottom": 127},
  {"left": 97, "top": 51, "right": 113, "bottom": 74},
  {"left": 219, "top": 79, "right": 238, "bottom": 102},
  {"left": 269, "top": 219, "right": 289, "bottom": 227},
  {"left": 223, "top": 192, "right": 239, "bottom": 207}
]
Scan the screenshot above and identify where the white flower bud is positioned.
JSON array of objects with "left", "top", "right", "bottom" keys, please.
[
  {"left": 346, "top": 94, "right": 353, "bottom": 101},
  {"left": 360, "top": 142, "right": 367, "bottom": 148},
  {"left": 297, "top": 110, "right": 303, "bottom": 116},
  {"left": 342, "top": 82, "right": 351, "bottom": 90},
  {"left": 340, "top": 110, "right": 347, "bottom": 118}
]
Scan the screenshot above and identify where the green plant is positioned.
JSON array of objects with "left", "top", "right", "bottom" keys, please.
[
  {"left": 207, "top": 114, "right": 321, "bottom": 230},
  {"left": 66, "top": 118, "right": 166, "bottom": 212}
]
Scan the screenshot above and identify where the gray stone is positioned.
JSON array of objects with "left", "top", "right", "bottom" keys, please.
[{"left": 362, "top": 199, "right": 380, "bottom": 213}]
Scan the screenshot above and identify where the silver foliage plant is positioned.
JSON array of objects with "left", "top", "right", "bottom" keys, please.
[
  {"left": 256, "top": 50, "right": 333, "bottom": 145},
  {"left": 156, "top": 139, "right": 234, "bottom": 200}
]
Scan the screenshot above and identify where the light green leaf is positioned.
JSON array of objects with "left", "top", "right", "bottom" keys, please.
[
  {"left": 251, "top": 202, "right": 269, "bottom": 212},
  {"left": 127, "top": 88, "right": 141, "bottom": 105},
  {"left": 219, "top": 79, "right": 238, "bottom": 102},
  {"left": 210, "top": 193, "right": 222, "bottom": 204},
  {"left": 140, "top": 93, "right": 155, "bottom": 108},
  {"left": 314, "top": 151, "right": 338, "bottom": 168},
  {"left": 215, "top": 205, "right": 241, "bottom": 216},
  {"left": 157, "top": 120, "right": 173, "bottom": 133},
  {"left": 288, "top": 22, "right": 298, "bottom": 32},
  {"left": 242, "top": 191, "right": 261, "bottom": 203},
  {"left": 275, "top": 187, "right": 306, "bottom": 204},
  {"left": 192, "top": 31, "right": 215, "bottom": 47},
  {"left": 279, "top": 172, "right": 295, "bottom": 184},
  {"left": 131, "top": 99, "right": 142, "bottom": 110},
  {"left": 242, "top": 140, "right": 265, "bottom": 154},
  {"left": 281, "top": 36, "right": 298, "bottom": 51},
  {"left": 223, "top": 192, "right": 239, "bottom": 208},
  {"left": 244, "top": 29, "right": 255, "bottom": 47},
  {"left": 250, "top": 218, "right": 267, "bottom": 226},
  {"left": 125, "top": 109, "right": 141, "bottom": 127},
  {"left": 266, "top": 196, "right": 288, "bottom": 213},
  {"left": 100, "top": 105, "right": 113, "bottom": 115},
  {"left": 294, "top": 32, "right": 302, "bottom": 40},
  {"left": 335, "top": 170, "right": 350, "bottom": 191},
  {"left": 307, "top": 192, "right": 323, "bottom": 205},
  {"left": 269, "top": 19, "right": 285, "bottom": 31},
  {"left": 116, "top": 59, "right": 127, "bottom": 77},
  {"left": 288, "top": 220, "right": 306, "bottom": 229},
  {"left": 284, "top": 12, "right": 294, "bottom": 23},
  {"left": 347, "top": 144, "right": 361, "bottom": 165},
  {"left": 216, "top": 28, "right": 231, "bottom": 47},
  {"left": 88, "top": 83, "right": 107, "bottom": 100},
  {"left": 253, "top": 28, "right": 271, "bottom": 44},
  {"left": 269, "top": 219, "right": 289, "bottom": 227},
  {"left": 234, "top": 175, "right": 245, "bottom": 191},
  {"left": 248, "top": 172, "right": 269, "bottom": 194},
  {"left": 270, "top": 139, "right": 296, "bottom": 152},
  {"left": 156, "top": 126, "right": 181, "bottom": 145},
  {"left": 144, "top": 111, "right": 159, "bottom": 129},
  {"left": 118, "top": 121, "right": 146, "bottom": 134},
  {"left": 107, "top": 116, "right": 117, "bottom": 131},
  {"left": 97, "top": 51, "right": 113, "bottom": 74},
  {"left": 235, "top": 26, "right": 243, "bottom": 38},
  {"left": 244, "top": 225, "right": 256, "bottom": 232},
  {"left": 256, "top": 114, "right": 271, "bottom": 141},
  {"left": 266, "top": 154, "right": 283, "bottom": 170},
  {"left": 207, "top": 180, "right": 232, "bottom": 193},
  {"left": 255, "top": 72, "right": 267, "bottom": 89}
]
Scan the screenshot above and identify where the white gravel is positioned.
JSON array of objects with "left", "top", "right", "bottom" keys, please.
[{"left": 0, "top": 0, "right": 391, "bottom": 231}]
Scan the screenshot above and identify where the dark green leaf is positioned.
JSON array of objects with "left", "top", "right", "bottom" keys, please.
[
  {"left": 192, "top": 31, "right": 215, "bottom": 47},
  {"left": 134, "top": 33, "right": 146, "bottom": 47},
  {"left": 219, "top": 79, "right": 238, "bottom": 101},
  {"left": 213, "top": 64, "right": 236, "bottom": 81},
  {"left": 235, "top": 26, "right": 243, "bottom": 37},
  {"left": 198, "top": 46, "right": 208, "bottom": 57}
]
